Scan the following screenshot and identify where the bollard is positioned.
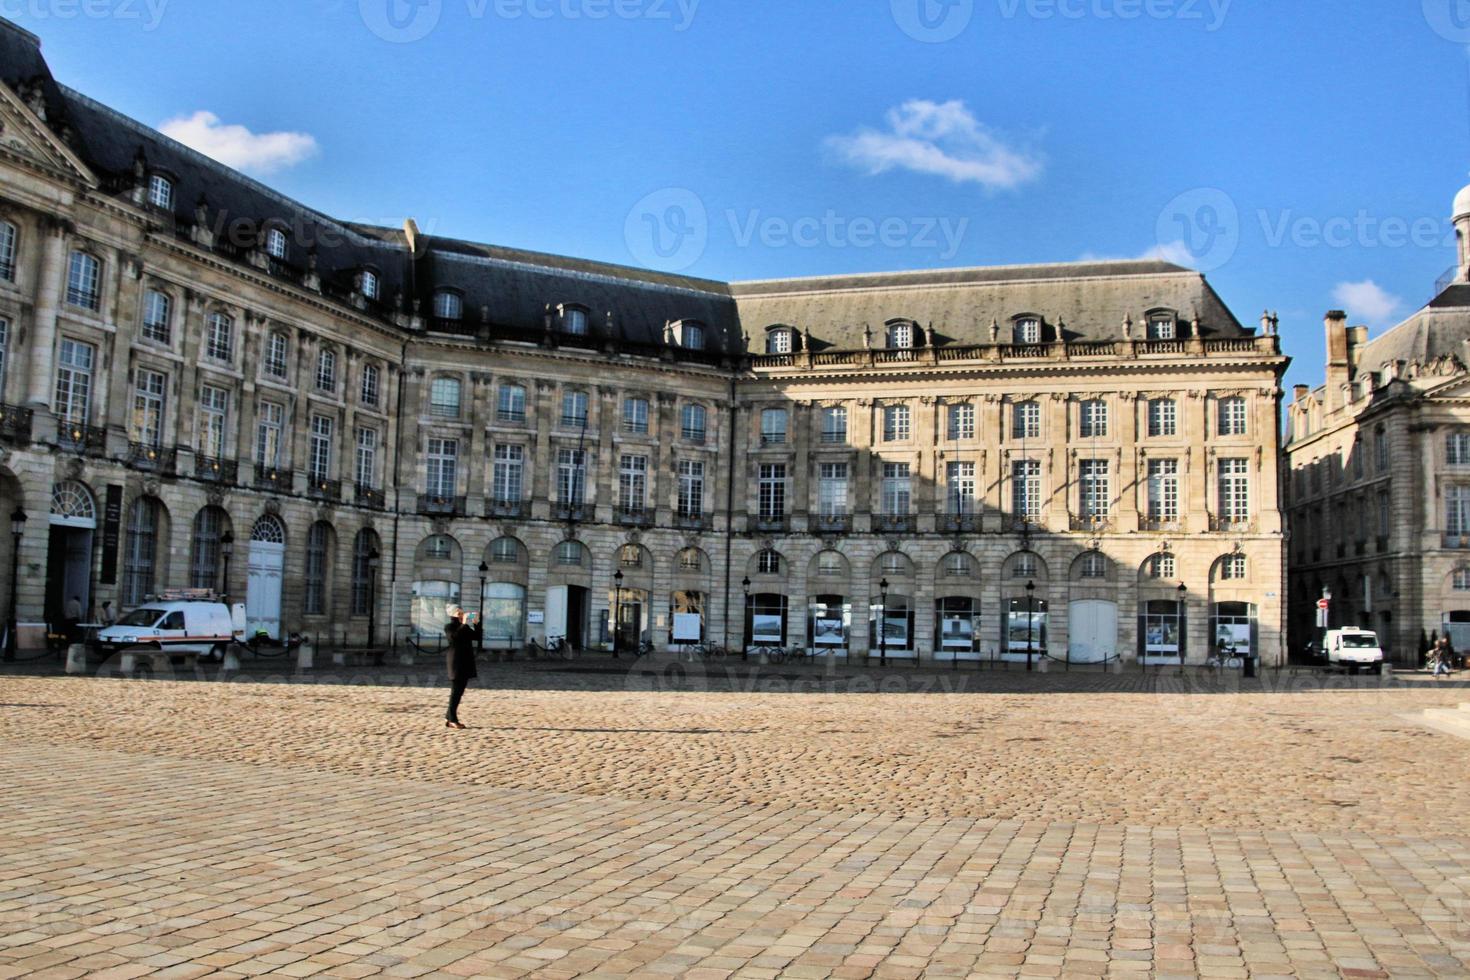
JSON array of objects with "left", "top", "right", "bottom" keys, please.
[
  {"left": 332, "top": 651, "right": 347, "bottom": 667},
  {"left": 1110, "top": 657, "right": 1124, "bottom": 675},
  {"left": 1037, "top": 657, "right": 1049, "bottom": 673},
  {"left": 399, "top": 650, "right": 414, "bottom": 666},
  {"left": 297, "top": 640, "right": 314, "bottom": 672},
  {"left": 222, "top": 648, "right": 240, "bottom": 672},
  {"left": 119, "top": 651, "right": 138, "bottom": 674},
  {"left": 65, "top": 643, "right": 87, "bottom": 675}
]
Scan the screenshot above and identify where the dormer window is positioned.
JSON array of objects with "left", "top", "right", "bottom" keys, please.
[
  {"left": 360, "top": 270, "right": 380, "bottom": 300},
  {"left": 434, "top": 290, "right": 462, "bottom": 320},
  {"left": 1014, "top": 318, "right": 1042, "bottom": 345},
  {"left": 563, "top": 307, "right": 588, "bottom": 335},
  {"left": 679, "top": 321, "right": 705, "bottom": 350},
  {"left": 886, "top": 321, "right": 914, "bottom": 349},
  {"left": 1147, "top": 314, "right": 1177, "bottom": 341},
  {"left": 766, "top": 328, "right": 794, "bottom": 355},
  {"left": 147, "top": 175, "right": 174, "bottom": 210},
  {"left": 265, "top": 228, "right": 289, "bottom": 260}
]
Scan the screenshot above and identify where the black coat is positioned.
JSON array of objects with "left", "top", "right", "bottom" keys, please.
[{"left": 446, "top": 621, "right": 480, "bottom": 681}]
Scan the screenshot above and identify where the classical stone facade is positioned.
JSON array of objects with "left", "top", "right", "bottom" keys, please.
[
  {"left": 0, "top": 19, "right": 1288, "bottom": 665},
  {"left": 1285, "top": 186, "right": 1470, "bottom": 664}
]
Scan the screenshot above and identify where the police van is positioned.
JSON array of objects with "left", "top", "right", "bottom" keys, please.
[{"left": 95, "top": 591, "right": 246, "bottom": 661}]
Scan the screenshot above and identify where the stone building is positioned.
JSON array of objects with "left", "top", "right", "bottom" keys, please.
[
  {"left": 0, "top": 19, "right": 1289, "bottom": 665},
  {"left": 1284, "top": 183, "right": 1470, "bottom": 664}
]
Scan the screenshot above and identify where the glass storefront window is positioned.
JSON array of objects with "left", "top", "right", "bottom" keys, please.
[
  {"left": 1141, "top": 599, "right": 1184, "bottom": 660},
  {"left": 869, "top": 596, "right": 914, "bottom": 653},
  {"left": 936, "top": 596, "right": 982, "bottom": 660},
  {"left": 1006, "top": 597, "right": 1048, "bottom": 657},
  {"left": 481, "top": 583, "right": 527, "bottom": 646},
  {"left": 1212, "top": 601, "right": 1256, "bottom": 660},
  {"left": 748, "top": 593, "right": 787, "bottom": 647},
  {"left": 808, "top": 595, "right": 851, "bottom": 654},
  {"left": 411, "top": 580, "right": 461, "bottom": 640}
]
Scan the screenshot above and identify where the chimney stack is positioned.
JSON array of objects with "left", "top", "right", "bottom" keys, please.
[{"left": 1325, "top": 311, "right": 1350, "bottom": 415}]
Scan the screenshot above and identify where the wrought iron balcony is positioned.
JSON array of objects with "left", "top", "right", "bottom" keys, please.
[
  {"left": 307, "top": 478, "right": 342, "bottom": 502},
  {"left": 355, "top": 484, "right": 385, "bottom": 510},
  {"left": 874, "top": 514, "right": 916, "bottom": 534},
  {"left": 1070, "top": 515, "right": 1114, "bottom": 533},
  {"left": 674, "top": 512, "right": 710, "bottom": 531},
  {"left": 195, "top": 456, "right": 237, "bottom": 484},
  {"left": 1210, "top": 517, "right": 1256, "bottom": 533},
  {"left": 0, "top": 404, "right": 32, "bottom": 444},
  {"left": 615, "top": 506, "right": 652, "bottom": 527},
  {"left": 418, "top": 494, "right": 466, "bottom": 517},
  {"left": 754, "top": 514, "right": 789, "bottom": 533},
  {"left": 1445, "top": 534, "right": 1470, "bottom": 550},
  {"left": 554, "top": 503, "right": 591, "bottom": 523},
  {"left": 938, "top": 513, "right": 980, "bottom": 534},
  {"left": 127, "top": 442, "right": 177, "bottom": 474},
  {"left": 254, "top": 467, "right": 294, "bottom": 493},
  {"left": 813, "top": 513, "right": 852, "bottom": 535},
  {"left": 485, "top": 498, "right": 529, "bottom": 519},
  {"left": 58, "top": 422, "right": 107, "bottom": 455},
  {"left": 1140, "top": 517, "right": 1182, "bottom": 532}
]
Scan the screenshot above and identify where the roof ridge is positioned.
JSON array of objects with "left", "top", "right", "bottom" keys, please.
[{"left": 730, "top": 258, "right": 1191, "bottom": 289}]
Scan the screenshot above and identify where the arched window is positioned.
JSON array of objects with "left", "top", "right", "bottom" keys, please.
[
  {"left": 50, "top": 481, "right": 96, "bottom": 526},
  {"left": 264, "top": 331, "right": 288, "bottom": 378},
  {"left": 1146, "top": 553, "right": 1177, "bottom": 580},
  {"left": 265, "top": 227, "right": 289, "bottom": 260},
  {"left": 681, "top": 403, "right": 707, "bottom": 443},
  {"left": 1219, "top": 554, "right": 1248, "bottom": 580},
  {"left": 315, "top": 349, "right": 337, "bottom": 392},
  {"left": 190, "top": 506, "right": 227, "bottom": 590},
  {"left": 0, "top": 221, "right": 16, "bottom": 281},
  {"left": 1014, "top": 317, "right": 1041, "bottom": 345},
  {"left": 757, "top": 550, "right": 782, "bottom": 575},
  {"left": 944, "top": 551, "right": 974, "bottom": 577},
  {"left": 304, "top": 522, "right": 332, "bottom": 616},
  {"left": 1078, "top": 551, "right": 1108, "bottom": 580},
  {"left": 1147, "top": 314, "right": 1177, "bottom": 341},
  {"left": 360, "top": 363, "right": 381, "bottom": 407},
  {"left": 360, "top": 269, "right": 380, "bottom": 300},
  {"left": 681, "top": 322, "right": 705, "bottom": 350},
  {"left": 433, "top": 290, "right": 462, "bottom": 320},
  {"left": 563, "top": 307, "right": 588, "bottom": 335},
  {"left": 555, "top": 540, "right": 583, "bottom": 566},
  {"left": 122, "top": 498, "right": 159, "bottom": 606},
  {"left": 619, "top": 544, "right": 645, "bottom": 568},
  {"left": 766, "top": 328, "right": 793, "bottom": 355},
  {"left": 147, "top": 174, "right": 174, "bottom": 210},
  {"left": 423, "top": 534, "right": 454, "bottom": 560},
  {"left": 251, "top": 514, "right": 285, "bottom": 544},
  {"left": 205, "top": 312, "right": 233, "bottom": 361},
  {"left": 142, "top": 289, "right": 172, "bottom": 344},
  {"left": 886, "top": 321, "right": 914, "bottom": 349},
  {"left": 1455, "top": 567, "right": 1470, "bottom": 592},
  {"left": 351, "top": 529, "right": 379, "bottom": 616},
  {"left": 678, "top": 548, "right": 704, "bottom": 572},
  {"left": 66, "top": 250, "right": 101, "bottom": 310},
  {"left": 490, "top": 537, "right": 522, "bottom": 564}
]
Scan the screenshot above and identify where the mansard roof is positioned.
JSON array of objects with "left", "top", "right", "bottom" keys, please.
[{"left": 1354, "top": 285, "right": 1470, "bottom": 378}]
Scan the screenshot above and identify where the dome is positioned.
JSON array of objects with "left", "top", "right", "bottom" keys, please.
[{"left": 1455, "top": 182, "right": 1470, "bottom": 220}]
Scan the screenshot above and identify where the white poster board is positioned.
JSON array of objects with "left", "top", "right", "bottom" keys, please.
[
  {"left": 941, "top": 617, "right": 973, "bottom": 650},
  {"left": 814, "top": 617, "right": 845, "bottom": 646},
  {"left": 752, "top": 614, "right": 783, "bottom": 643},
  {"left": 672, "top": 613, "right": 703, "bottom": 643}
]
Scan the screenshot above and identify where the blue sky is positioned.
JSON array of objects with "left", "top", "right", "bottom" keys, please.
[{"left": 16, "top": 0, "right": 1470, "bottom": 389}]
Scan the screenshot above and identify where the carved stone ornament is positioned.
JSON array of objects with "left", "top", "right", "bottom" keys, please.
[
  {"left": 886, "top": 539, "right": 903, "bottom": 554},
  {"left": 265, "top": 499, "right": 282, "bottom": 516},
  {"left": 431, "top": 518, "right": 450, "bottom": 535},
  {"left": 205, "top": 489, "right": 225, "bottom": 508},
  {"left": 142, "top": 479, "right": 161, "bottom": 498},
  {"left": 62, "top": 458, "right": 84, "bottom": 481},
  {"left": 625, "top": 530, "right": 642, "bottom": 545},
  {"left": 760, "top": 538, "right": 775, "bottom": 552}
]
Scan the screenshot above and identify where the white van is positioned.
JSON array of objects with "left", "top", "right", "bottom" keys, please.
[
  {"left": 1323, "top": 628, "right": 1386, "bottom": 674},
  {"left": 96, "top": 599, "right": 246, "bottom": 660}
]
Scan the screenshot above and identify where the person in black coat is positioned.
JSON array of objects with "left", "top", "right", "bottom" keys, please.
[{"left": 444, "top": 607, "right": 481, "bottom": 729}]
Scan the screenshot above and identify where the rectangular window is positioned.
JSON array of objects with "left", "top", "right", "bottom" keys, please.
[
  {"left": 678, "top": 459, "right": 705, "bottom": 516},
  {"left": 821, "top": 406, "right": 848, "bottom": 444},
  {"left": 131, "top": 368, "right": 167, "bottom": 447},
  {"left": 355, "top": 427, "right": 378, "bottom": 489},
  {"left": 618, "top": 454, "right": 648, "bottom": 511},
  {"left": 761, "top": 408, "right": 788, "bottom": 446},
  {"left": 199, "top": 385, "right": 228, "bottom": 459},
  {"left": 881, "top": 462, "right": 912, "bottom": 516},
  {"left": 142, "top": 290, "right": 171, "bottom": 344},
  {"left": 557, "top": 448, "right": 587, "bottom": 506},
  {"left": 429, "top": 377, "right": 461, "bottom": 418},
  {"left": 561, "top": 390, "right": 588, "bottom": 427},
  {"left": 1013, "top": 401, "right": 1041, "bottom": 440},
  {"left": 1218, "top": 396, "right": 1248, "bottom": 436},
  {"left": 947, "top": 461, "right": 976, "bottom": 515},
  {"left": 1377, "top": 490, "right": 1390, "bottom": 538},
  {"left": 360, "top": 364, "right": 380, "bottom": 407},
  {"left": 1450, "top": 487, "right": 1470, "bottom": 538},
  {"left": 205, "top": 313, "right": 233, "bottom": 362},
  {"left": 622, "top": 397, "right": 649, "bottom": 434},
  {"left": 426, "top": 438, "right": 458, "bottom": 498},
  {"left": 1012, "top": 459, "right": 1041, "bottom": 521},
  {"left": 0, "top": 319, "right": 10, "bottom": 400},
  {"left": 818, "top": 462, "right": 849, "bottom": 517},
  {"left": 947, "top": 403, "right": 975, "bottom": 441},
  {"left": 308, "top": 415, "right": 333, "bottom": 481},
  {"left": 1147, "top": 459, "right": 1180, "bottom": 522},
  {"left": 265, "top": 333, "right": 288, "bottom": 379},
  {"left": 1218, "top": 458, "right": 1250, "bottom": 521},
  {"left": 304, "top": 526, "right": 328, "bottom": 616},
  {"left": 1449, "top": 433, "right": 1470, "bottom": 466},
  {"left": 1375, "top": 429, "right": 1389, "bottom": 472},
  {"left": 315, "top": 350, "right": 337, "bottom": 393},
  {"left": 1080, "top": 400, "right": 1109, "bottom": 439},
  {"left": 681, "top": 404, "right": 707, "bottom": 443},
  {"left": 54, "top": 339, "right": 95, "bottom": 424},
  {"left": 1147, "top": 399, "right": 1177, "bottom": 438},
  {"left": 66, "top": 251, "right": 100, "bottom": 310},
  {"left": 882, "top": 405, "right": 911, "bottom": 442},
  {"left": 254, "top": 401, "right": 283, "bottom": 468},
  {"left": 758, "top": 463, "right": 787, "bottom": 519},
  {"left": 497, "top": 384, "right": 526, "bottom": 423},
  {"left": 0, "top": 222, "right": 14, "bottom": 281},
  {"left": 487, "top": 444, "right": 522, "bottom": 503},
  {"left": 1079, "top": 459, "right": 1110, "bottom": 519}
]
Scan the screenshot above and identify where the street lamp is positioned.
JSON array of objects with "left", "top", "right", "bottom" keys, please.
[
  {"left": 220, "top": 531, "right": 235, "bottom": 600},
  {"left": 478, "top": 561, "right": 489, "bottom": 652},
  {"left": 742, "top": 575, "right": 751, "bottom": 661},
  {"left": 1025, "top": 579, "right": 1036, "bottom": 672},
  {"left": 1178, "top": 582, "right": 1188, "bottom": 666},
  {"left": 5, "top": 506, "right": 23, "bottom": 662},
  {"left": 367, "top": 547, "right": 380, "bottom": 649},
  {"left": 613, "top": 569, "right": 624, "bottom": 659},
  {"left": 879, "top": 577, "right": 890, "bottom": 667}
]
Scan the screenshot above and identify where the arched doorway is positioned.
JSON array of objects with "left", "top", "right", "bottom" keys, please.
[
  {"left": 246, "top": 515, "right": 286, "bottom": 639},
  {"left": 48, "top": 481, "right": 97, "bottom": 628}
]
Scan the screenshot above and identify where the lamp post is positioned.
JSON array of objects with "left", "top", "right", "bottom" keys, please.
[
  {"left": 741, "top": 575, "right": 751, "bottom": 661},
  {"left": 478, "top": 561, "right": 489, "bottom": 652},
  {"left": 879, "top": 577, "right": 890, "bottom": 667},
  {"left": 1320, "top": 584, "right": 1332, "bottom": 663},
  {"left": 613, "top": 569, "right": 624, "bottom": 659},
  {"left": 1178, "top": 582, "right": 1189, "bottom": 666},
  {"left": 5, "top": 507, "right": 23, "bottom": 662},
  {"left": 367, "top": 547, "right": 380, "bottom": 649},
  {"left": 220, "top": 531, "right": 234, "bottom": 600},
  {"left": 1025, "top": 579, "right": 1036, "bottom": 672}
]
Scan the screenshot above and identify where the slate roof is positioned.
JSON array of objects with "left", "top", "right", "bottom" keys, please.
[
  {"left": 1353, "top": 283, "right": 1470, "bottom": 376},
  {"left": 1, "top": 16, "right": 1256, "bottom": 356}
]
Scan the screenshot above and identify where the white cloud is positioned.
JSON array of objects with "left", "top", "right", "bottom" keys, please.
[
  {"left": 1331, "top": 280, "right": 1402, "bottom": 326},
  {"left": 825, "top": 100, "right": 1042, "bottom": 191},
  {"left": 159, "top": 111, "right": 319, "bottom": 176},
  {"left": 1077, "top": 241, "right": 1198, "bottom": 266}
]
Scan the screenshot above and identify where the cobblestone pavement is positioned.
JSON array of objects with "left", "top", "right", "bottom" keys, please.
[{"left": 3, "top": 664, "right": 1470, "bottom": 977}]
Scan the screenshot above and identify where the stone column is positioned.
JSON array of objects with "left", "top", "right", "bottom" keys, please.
[
  {"left": 25, "top": 219, "right": 68, "bottom": 409},
  {"left": 530, "top": 380, "right": 554, "bottom": 518},
  {"left": 790, "top": 402, "right": 810, "bottom": 531},
  {"left": 852, "top": 400, "right": 874, "bottom": 532}
]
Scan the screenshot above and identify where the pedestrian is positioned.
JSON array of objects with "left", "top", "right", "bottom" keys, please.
[
  {"left": 98, "top": 601, "right": 115, "bottom": 627},
  {"left": 64, "top": 594, "right": 82, "bottom": 643},
  {"left": 1432, "top": 637, "right": 1453, "bottom": 678},
  {"left": 444, "top": 605, "right": 481, "bottom": 730}
]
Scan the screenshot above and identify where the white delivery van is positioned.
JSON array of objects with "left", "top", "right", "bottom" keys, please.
[
  {"left": 1322, "top": 628, "right": 1386, "bottom": 674},
  {"left": 96, "top": 599, "right": 246, "bottom": 660}
]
